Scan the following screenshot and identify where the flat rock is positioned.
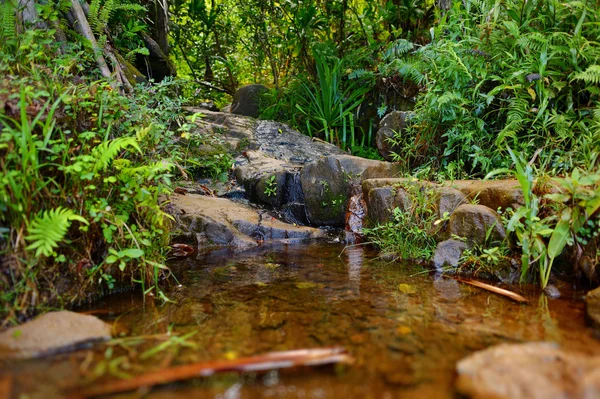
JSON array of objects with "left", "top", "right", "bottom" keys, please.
[
  {"left": 456, "top": 342, "right": 600, "bottom": 399},
  {"left": 446, "top": 204, "right": 506, "bottom": 245},
  {"left": 170, "top": 194, "right": 325, "bottom": 250},
  {"left": 300, "top": 155, "right": 402, "bottom": 227},
  {"left": 0, "top": 311, "right": 112, "bottom": 359},
  {"left": 444, "top": 180, "right": 524, "bottom": 212}
]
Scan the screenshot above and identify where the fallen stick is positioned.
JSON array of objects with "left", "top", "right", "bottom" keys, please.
[
  {"left": 68, "top": 347, "right": 353, "bottom": 398},
  {"left": 447, "top": 276, "right": 528, "bottom": 304},
  {"left": 0, "top": 375, "right": 12, "bottom": 399}
]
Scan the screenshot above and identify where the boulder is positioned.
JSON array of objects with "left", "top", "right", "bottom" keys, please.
[
  {"left": 230, "top": 84, "right": 268, "bottom": 118},
  {"left": 432, "top": 239, "right": 470, "bottom": 271},
  {"left": 376, "top": 111, "right": 412, "bottom": 161},
  {"left": 446, "top": 204, "right": 506, "bottom": 245},
  {"left": 0, "top": 311, "right": 112, "bottom": 359},
  {"left": 456, "top": 342, "right": 600, "bottom": 399},
  {"left": 435, "top": 186, "right": 467, "bottom": 218},
  {"left": 444, "top": 180, "right": 524, "bottom": 212},
  {"left": 300, "top": 155, "right": 402, "bottom": 227},
  {"left": 365, "top": 186, "right": 411, "bottom": 226},
  {"left": 170, "top": 194, "right": 325, "bottom": 250},
  {"left": 587, "top": 287, "right": 600, "bottom": 330}
]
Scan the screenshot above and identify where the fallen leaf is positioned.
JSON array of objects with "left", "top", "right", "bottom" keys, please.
[{"left": 398, "top": 284, "right": 417, "bottom": 295}]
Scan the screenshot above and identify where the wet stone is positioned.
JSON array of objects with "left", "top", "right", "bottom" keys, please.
[
  {"left": 432, "top": 239, "right": 470, "bottom": 271},
  {"left": 457, "top": 342, "right": 600, "bottom": 399},
  {"left": 446, "top": 204, "right": 506, "bottom": 245},
  {"left": 0, "top": 311, "right": 112, "bottom": 360}
]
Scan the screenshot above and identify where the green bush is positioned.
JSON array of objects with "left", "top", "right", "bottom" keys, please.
[{"left": 385, "top": 0, "right": 600, "bottom": 177}]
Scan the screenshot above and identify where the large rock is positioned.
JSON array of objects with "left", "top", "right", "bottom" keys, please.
[
  {"left": 432, "top": 239, "right": 470, "bottom": 271},
  {"left": 365, "top": 186, "right": 411, "bottom": 226},
  {"left": 587, "top": 287, "right": 600, "bottom": 330},
  {"left": 300, "top": 155, "right": 402, "bottom": 227},
  {"left": 170, "top": 194, "right": 326, "bottom": 250},
  {"left": 230, "top": 84, "right": 268, "bottom": 118},
  {"left": 446, "top": 204, "right": 506, "bottom": 245},
  {"left": 456, "top": 342, "right": 600, "bottom": 399},
  {"left": 435, "top": 186, "right": 467, "bottom": 218},
  {"left": 376, "top": 111, "right": 412, "bottom": 161},
  {"left": 444, "top": 180, "right": 524, "bottom": 212},
  {"left": 0, "top": 311, "right": 112, "bottom": 359}
]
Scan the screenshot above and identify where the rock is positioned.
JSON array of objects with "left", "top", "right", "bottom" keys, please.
[
  {"left": 446, "top": 204, "right": 506, "bottom": 245},
  {"left": 0, "top": 311, "right": 112, "bottom": 359},
  {"left": 544, "top": 284, "right": 561, "bottom": 299},
  {"left": 435, "top": 186, "right": 467, "bottom": 218},
  {"left": 362, "top": 178, "right": 413, "bottom": 194},
  {"left": 198, "top": 101, "right": 219, "bottom": 112},
  {"left": 376, "top": 111, "right": 412, "bottom": 161},
  {"left": 444, "top": 180, "right": 524, "bottom": 212},
  {"left": 170, "top": 194, "right": 325, "bottom": 250},
  {"left": 365, "top": 186, "right": 411, "bottom": 226},
  {"left": 230, "top": 84, "right": 268, "bottom": 118},
  {"left": 432, "top": 239, "right": 470, "bottom": 271},
  {"left": 300, "top": 155, "right": 402, "bottom": 227},
  {"left": 587, "top": 287, "right": 600, "bottom": 330},
  {"left": 456, "top": 342, "right": 600, "bottom": 399}
]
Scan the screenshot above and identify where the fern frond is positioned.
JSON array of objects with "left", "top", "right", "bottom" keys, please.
[
  {"left": 25, "top": 208, "right": 89, "bottom": 257},
  {"left": 0, "top": 0, "right": 16, "bottom": 42},
  {"left": 91, "top": 136, "right": 141, "bottom": 172},
  {"left": 573, "top": 65, "right": 600, "bottom": 85}
]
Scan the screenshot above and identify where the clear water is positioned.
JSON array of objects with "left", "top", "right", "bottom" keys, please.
[{"left": 5, "top": 243, "right": 600, "bottom": 398}]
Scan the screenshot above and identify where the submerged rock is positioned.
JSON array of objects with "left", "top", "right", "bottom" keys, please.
[
  {"left": 456, "top": 342, "right": 600, "bottom": 399},
  {"left": 170, "top": 194, "right": 326, "bottom": 250},
  {"left": 0, "top": 311, "right": 112, "bottom": 360},
  {"left": 300, "top": 155, "right": 402, "bottom": 227},
  {"left": 432, "top": 239, "right": 470, "bottom": 271},
  {"left": 446, "top": 204, "right": 506, "bottom": 245}
]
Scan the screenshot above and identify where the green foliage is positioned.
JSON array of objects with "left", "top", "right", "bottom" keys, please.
[
  {"left": 25, "top": 208, "right": 89, "bottom": 258},
  {"left": 294, "top": 53, "right": 372, "bottom": 149},
  {"left": 0, "top": 0, "right": 16, "bottom": 42},
  {"left": 385, "top": 0, "right": 600, "bottom": 177},
  {"left": 264, "top": 175, "right": 277, "bottom": 197},
  {"left": 487, "top": 149, "right": 600, "bottom": 288},
  {"left": 363, "top": 182, "right": 441, "bottom": 261},
  {"left": 0, "top": 30, "right": 197, "bottom": 322}
]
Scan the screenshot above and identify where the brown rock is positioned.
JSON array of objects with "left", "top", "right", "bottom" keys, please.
[
  {"left": 444, "top": 180, "right": 524, "bottom": 212},
  {"left": 446, "top": 204, "right": 506, "bottom": 244},
  {"left": 0, "top": 311, "right": 112, "bottom": 359},
  {"left": 300, "top": 155, "right": 402, "bottom": 227},
  {"left": 456, "top": 342, "right": 600, "bottom": 399},
  {"left": 587, "top": 287, "right": 600, "bottom": 330},
  {"left": 171, "top": 194, "right": 325, "bottom": 250},
  {"left": 365, "top": 186, "right": 411, "bottom": 226}
]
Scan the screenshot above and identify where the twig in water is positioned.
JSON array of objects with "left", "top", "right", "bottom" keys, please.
[
  {"left": 447, "top": 276, "right": 528, "bottom": 303},
  {"left": 67, "top": 347, "right": 353, "bottom": 398}
]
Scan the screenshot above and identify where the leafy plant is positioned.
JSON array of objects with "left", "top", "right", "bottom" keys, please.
[
  {"left": 264, "top": 175, "right": 277, "bottom": 197},
  {"left": 294, "top": 52, "right": 371, "bottom": 150}
]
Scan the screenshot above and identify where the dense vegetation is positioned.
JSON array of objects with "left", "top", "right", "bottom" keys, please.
[{"left": 1, "top": 0, "right": 599, "bottom": 322}]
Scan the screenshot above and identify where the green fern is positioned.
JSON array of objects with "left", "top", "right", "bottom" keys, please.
[
  {"left": 0, "top": 0, "right": 16, "bottom": 42},
  {"left": 573, "top": 65, "right": 600, "bottom": 86},
  {"left": 25, "top": 208, "right": 89, "bottom": 257},
  {"left": 91, "top": 136, "right": 141, "bottom": 172}
]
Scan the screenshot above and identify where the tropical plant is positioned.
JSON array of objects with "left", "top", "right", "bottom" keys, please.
[{"left": 294, "top": 53, "right": 372, "bottom": 149}]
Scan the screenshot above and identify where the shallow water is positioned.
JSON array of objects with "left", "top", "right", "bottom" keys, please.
[{"left": 6, "top": 243, "right": 600, "bottom": 398}]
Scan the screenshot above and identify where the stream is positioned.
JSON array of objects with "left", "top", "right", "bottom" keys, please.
[{"left": 8, "top": 242, "right": 600, "bottom": 398}]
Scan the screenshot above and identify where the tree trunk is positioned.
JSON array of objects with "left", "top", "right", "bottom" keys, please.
[{"left": 68, "top": 0, "right": 113, "bottom": 81}]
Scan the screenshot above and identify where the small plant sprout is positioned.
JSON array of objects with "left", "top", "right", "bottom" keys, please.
[{"left": 264, "top": 175, "right": 278, "bottom": 197}]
